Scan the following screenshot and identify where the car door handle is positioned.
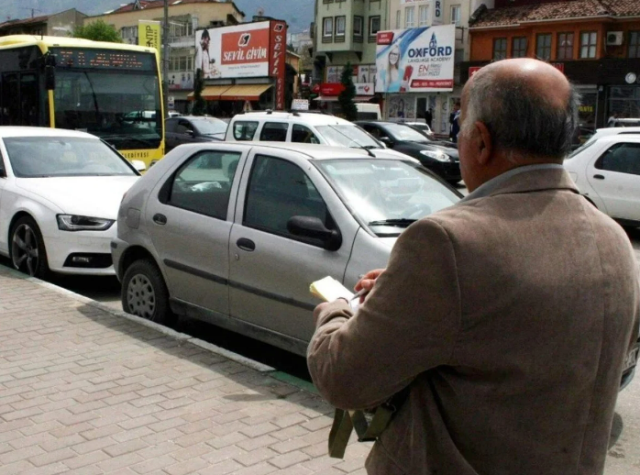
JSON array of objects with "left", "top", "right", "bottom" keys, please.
[
  {"left": 236, "top": 238, "right": 255, "bottom": 252},
  {"left": 153, "top": 213, "right": 167, "bottom": 225},
  {"left": 593, "top": 174, "right": 605, "bottom": 180}
]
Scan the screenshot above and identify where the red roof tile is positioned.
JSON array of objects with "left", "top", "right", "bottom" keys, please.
[
  {"left": 471, "top": 0, "right": 638, "bottom": 29},
  {"left": 0, "top": 14, "right": 49, "bottom": 29}
]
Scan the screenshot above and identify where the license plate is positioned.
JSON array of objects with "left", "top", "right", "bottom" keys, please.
[{"left": 624, "top": 347, "right": 639, "bottom": 372}]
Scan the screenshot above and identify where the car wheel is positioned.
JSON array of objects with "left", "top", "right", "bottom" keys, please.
[
  {"left": 122, "top": 259, "right": 173, "bottom": 325},
  {"left": 10, "top": 216, "right": 49, "bottom": 278}
]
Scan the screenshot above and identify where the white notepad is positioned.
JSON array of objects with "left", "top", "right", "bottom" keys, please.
[{"left": 310, "top": 276, "right": 360, "bottom": 311}]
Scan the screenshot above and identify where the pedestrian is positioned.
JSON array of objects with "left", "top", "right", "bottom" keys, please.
[
  {"left": 608, "top": 111, "right": 619, "bottom": 127},
  {"left": 425, "top": 107, "right": 433, "bottom": 129},
  {"left": 307, "top": 58, "right": 639, "bottom": 475},
  {"left": 449, "top": 101, "right": 461, "bottom": 143}
]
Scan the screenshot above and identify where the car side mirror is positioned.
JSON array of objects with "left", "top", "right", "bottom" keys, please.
[
  {"left": 380, "top": 136, "right": 393, "bottom": 145},
  {"left": 186, "top": 130, "right": 195, "bottom": 137},
  {"left": 131, "top": 160, "right": 146, "bottom": 172},
  {"left": 287, "top": 216, "right": 342, "bottom": 251}
]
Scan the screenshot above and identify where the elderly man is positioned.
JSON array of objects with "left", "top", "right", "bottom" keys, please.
[{"left": 307, "top": 58, "right": 639, "bottom": 475}]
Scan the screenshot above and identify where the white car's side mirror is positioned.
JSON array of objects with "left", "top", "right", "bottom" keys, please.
[{"left": 132, "top": 160, "right": 147, "bottom": 172}]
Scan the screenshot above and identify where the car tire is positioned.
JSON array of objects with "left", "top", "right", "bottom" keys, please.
[
  {"left": 122, "top": 259, "right": 174, "bottom": 326},
  {"left": 10, "top": 216, "right": 50, "bottom": 279}
]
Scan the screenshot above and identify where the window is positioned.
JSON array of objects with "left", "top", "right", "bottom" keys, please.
[
  {"left": 335, "top": 16, "right": 346, "bottom": 39},
  {"left": 556, "top": 33, "right": 574, "bottom": 60},
  {"left": 580, "top": 31, "right": 597, "bottom": 59},
  {"left": 512, "top": 37, "right": 527, "bottom": 58},
  {"left": 176, "top": 119, "right": 194, "bottom": 135},
  {"left": 244, "top": 155, "right": 331, "bottom": 244},
  {"left": 291, "top": 125, "right": 320, "bottom": 144},
  {"left": 396, "top": 10, "right": 401, "bottom": 29},
  {"left": 419, "top": 6, "right": 429, "bottom": 26},
  {"left": 369, "top": 16, "right": 381, "bottom": 37},
  {"left": 451, "top": 5, "right": 461, "bottom": 25},
  {"left": 354, "top": 16, "right": 363, "bottom": 37},
  {"left": 493, "top": 38, "right": 507, "bottom": 60},
  {"left": 259, "top": 122, "right": 289, "bottom": 142},
  {"left": 405, "top": 7, "right": 415, "bottom": 28},
  {"left": 233, "top": 121, "right": 259, "bottom": 141},
  {"left": 596, "top": 143, "right": 640, "bottom": 176},
  {"left": 167, "top": 151, "right": 241, "bottom": 219},
  {"left": 536, "top": 33, "right": 552, "bottom": 61},
  {"left": 121, "top": 26, "right": 138, "bottom": 45},
  {"left": 630, "top": 31, "right": 640, "bottom": 58},
  {"left": 323, "top": 17, "right": 333, "bottom": 37}
]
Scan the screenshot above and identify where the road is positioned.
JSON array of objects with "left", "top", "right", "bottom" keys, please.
[{"left": 2, "top": 222, "right": 640, "bottom": 472}]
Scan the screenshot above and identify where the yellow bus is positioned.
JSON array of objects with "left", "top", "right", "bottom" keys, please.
[{"left": 0, "top": 35, "right": 164, "bottom": 167}]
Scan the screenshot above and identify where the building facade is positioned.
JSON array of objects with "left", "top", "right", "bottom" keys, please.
[
  {"left": 85, "top": 0, "right": 245, "bottom": 113},
  {"left": 466, "top": 0, "right": 640, "bottom": 129},
  {"left": 0, "top": 9, "right": 87, "bottom": 38}
]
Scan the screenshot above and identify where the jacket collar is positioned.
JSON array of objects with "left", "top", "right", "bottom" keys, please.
[{"left": 459, "top": 164, "right": 579, "bottom": 203}]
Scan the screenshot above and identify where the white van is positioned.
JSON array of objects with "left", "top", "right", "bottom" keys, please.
[{"left": 355, "top": 103, "right": 382, "bottom": 120}]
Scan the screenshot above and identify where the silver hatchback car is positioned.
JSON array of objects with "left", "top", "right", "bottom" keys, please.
[{"left": 112, "top": 143, "right": 461, "bottom": 355}]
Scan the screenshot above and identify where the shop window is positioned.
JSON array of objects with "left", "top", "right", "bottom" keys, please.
[
  {"left": 493, "top": 38, "right": 507, "bottom": 60},
  {"left": 580, "top": 32, "right": 597, "bottom": 59},
  {"left": 629, "top": 32, "right": 640, "bottom": 59},
  {"left": 512, "top": 37, "right": 527, "bottom": 58},
  {"left": 536, "top": 34, "right": 552, "bottom": 61},
  {"left": 557, "top": 33, "right": 574, "bottom": 60}
]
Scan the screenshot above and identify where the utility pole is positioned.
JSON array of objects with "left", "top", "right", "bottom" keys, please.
[{"left": 162, "top": 0, "right": 169, "bottom": 117}]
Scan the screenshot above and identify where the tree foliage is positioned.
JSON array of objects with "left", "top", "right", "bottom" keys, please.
[
  {"left": 339, "top": 62, "right": 358, "bottom": 122},
  {"left": 72, "top": 20, "right": 122, "bottom": 43},
  {"left": 191, "top": 68, "right": 207, "bottom": 116}
]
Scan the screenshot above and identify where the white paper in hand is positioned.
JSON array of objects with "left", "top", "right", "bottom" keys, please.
[{"left": 310, "top": 276, "right": 354, "bottom": 302}]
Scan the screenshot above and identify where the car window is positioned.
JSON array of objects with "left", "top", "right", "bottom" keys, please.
[
  {"left": 259, "top": 122, "right": 289, "bottom": 142},
  {"left": 165, "top": 119, "right": 178, "bottom": 133},
  {"left": 291, "top": 124, "right": 320, "bottom": 144},
  {"left": 176, "top": 119, "right": 193, "bottom": 135},
  {"left": 595, "top": 143, "right": 640, "bottom": 176},
  {"left": 233, "top": 121, "right": 259, "bottom": 141},
  {"left": 167, "top": 151, "right": 242, "bottom": 220},
  {"left": 244, "top": 155, "right": 332, "bottom": 246}
]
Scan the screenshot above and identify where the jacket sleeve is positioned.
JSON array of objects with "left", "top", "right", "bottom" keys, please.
[{"left": 307, "top": 218, "right": 461, "bottom": 410}]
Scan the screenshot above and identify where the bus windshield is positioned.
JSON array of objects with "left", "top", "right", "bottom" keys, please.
[{"left": 52, "top": 53, "right": 161, "bottom": 151}]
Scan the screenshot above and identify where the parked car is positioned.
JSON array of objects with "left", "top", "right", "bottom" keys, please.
[
  {"left": 0, "top": 127, "right": 141, "bottom": 278},
  {"left": 225, "top": 111, "right": 411, "bottom": 160},
  {"left": 356, "top": 121, "right": 461, "bottom": 184},
  {"left": 112, "top": 142, "right": 462, "bottom": 355},
  {"left": 399, "top": 121, "right": 436, "bottom": 140},
  {"left": 165, "top": 116, "right": 228, "bottom": 152},
  {"left": 608, "top": 118, "right": 640, "bottom": 128},
  {"left": 569, "top": 126, "right": 640, "bottom": 156},
  {"left": 564, "top": 134, "right": 640, "bottom": 227},
  {"left": 167, "top": 110, "right": 181, "bottom": 118}
]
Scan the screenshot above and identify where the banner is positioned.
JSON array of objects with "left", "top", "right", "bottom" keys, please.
[
  {"left": 138, "top": 20, "right": 161, "bottom": 53},
  {"left": 375, "top": 24, "right": 455, "bottom": 93}
]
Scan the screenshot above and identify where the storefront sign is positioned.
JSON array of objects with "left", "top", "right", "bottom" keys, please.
[
  {"left": 469, "top": 66, "right": 482, "bottom": 77},
  {"left": 319, "top": 83, "right": 345, "bottom": 96},
  {"left": 432, "top": 0, "right": 444, "bottom": 26},
  {"left": 168, "top": 71, "right": 194, "bottom": 90},
  {"left": 376, "top": 25, "right": 455, "bottom": 93},
  {"left": 355, "top": 83, "right": 374, "bottom": 95},
  {"left": 291, "top": 99, "right": 309, "bottom": 110},
  {"left": 270, "top": 20, "right": 287, "bottom": 110}
]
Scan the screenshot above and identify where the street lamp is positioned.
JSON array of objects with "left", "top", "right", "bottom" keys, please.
[{"left": 162, "top": 0, "right": 169, "bottom": 119}]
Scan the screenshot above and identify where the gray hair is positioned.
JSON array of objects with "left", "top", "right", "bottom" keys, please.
[{"left": 461, "top": 68, "right": 580, "bottom": 161}]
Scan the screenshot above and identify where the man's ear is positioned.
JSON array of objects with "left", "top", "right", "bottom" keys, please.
[{"left": 474, "top": 121, "right": 492, "bottom": 165}]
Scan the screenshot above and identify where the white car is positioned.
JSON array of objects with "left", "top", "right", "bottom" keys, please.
[
  {"left": 564, "top": 134, "right": 640, "bottom": 226},
  {"left": 0, "top": 127, "right": 141, "bottom": 277}
]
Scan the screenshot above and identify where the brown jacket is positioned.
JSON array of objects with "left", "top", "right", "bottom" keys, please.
[{"left": 307, "top": 168, "right": 639, "bottom": 475}]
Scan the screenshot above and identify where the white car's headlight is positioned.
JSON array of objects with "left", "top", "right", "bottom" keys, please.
[
  {"left": 57, "top": 215, "right": 115, "bottom": 232},
  {"left": 420, "top": 150, "right": 450, "bottom": 162}
]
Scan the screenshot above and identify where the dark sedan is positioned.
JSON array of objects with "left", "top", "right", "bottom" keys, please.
[
  {"left": 165, "top": 116, "right": 228, "bottom": 152},
  {"left": 356, "top": 121, "right": 461, "bottom": 184}
]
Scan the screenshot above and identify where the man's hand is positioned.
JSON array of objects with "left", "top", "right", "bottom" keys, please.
[{"left": 355, "top": 269, "right": 385, "bottom": 302}]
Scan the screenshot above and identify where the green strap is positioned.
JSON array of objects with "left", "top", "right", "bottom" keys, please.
[{"left": 328, "top": 409, "right": 354, "bottom": 459}]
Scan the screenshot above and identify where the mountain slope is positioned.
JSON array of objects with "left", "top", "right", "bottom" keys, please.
[{"left": 1, "top": 0, "right": 314, "bottom": 33}]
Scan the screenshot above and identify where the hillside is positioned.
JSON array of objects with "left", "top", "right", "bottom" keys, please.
[{"left": 2, "top": 0, "right": 314, "bottom": 33}]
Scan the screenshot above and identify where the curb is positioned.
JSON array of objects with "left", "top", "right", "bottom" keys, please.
[{"left": 1, "top": 265, "right": 281, "bottom": 374}]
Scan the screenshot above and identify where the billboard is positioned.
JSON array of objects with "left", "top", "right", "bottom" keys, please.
[
  {"left": 270, "top": 20, "right": 287, "bottom": 111},
  {"left": 375, "top": 24, "right": 455, "bottom": 93},
  {"left": 195, "top": 21, "right": 273, "bottom": 80},
  {"left": 138, "top": 20, "right": 161, "bottom": 53}
]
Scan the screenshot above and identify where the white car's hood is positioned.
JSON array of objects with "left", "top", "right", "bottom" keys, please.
[{"left": 16, "top": 176, "right": 139, "bottom": 219}]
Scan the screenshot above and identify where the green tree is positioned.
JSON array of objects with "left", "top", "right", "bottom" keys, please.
[
  {"left": 72, "top": 20, "right": 122, "bottom": 43},
  {"left": 191, "top": 68, "right": 207, "bottom": 116},
  {"left": 338, "top": 63, "right": 357, "bottom": 122}
]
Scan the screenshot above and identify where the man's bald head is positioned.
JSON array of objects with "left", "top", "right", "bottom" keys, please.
[{"left": 460, "top": 58, "right": 579, "bottom": 162}]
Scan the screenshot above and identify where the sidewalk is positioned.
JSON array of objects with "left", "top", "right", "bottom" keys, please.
[{"left": 0, "top": 266, "right": 369, "bottom": 475}]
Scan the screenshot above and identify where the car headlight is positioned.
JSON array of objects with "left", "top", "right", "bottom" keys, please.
[
  {"left": 419, "top": 150, "right": 450, "bottom": 162},
  {"left": 57, "top": 215, "right": 115, "bottom": 232}
]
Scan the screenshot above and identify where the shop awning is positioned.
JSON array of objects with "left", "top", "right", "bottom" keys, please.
[
  {"left": 187, "top": 85, "right": 232, "bottom": 101},
  {"left": 219, "top": 84, "right": 272, "bottom": 101}
]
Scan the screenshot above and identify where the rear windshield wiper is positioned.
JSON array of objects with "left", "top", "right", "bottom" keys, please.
[{"left": 368, "top": 218, "right": 417, "bottom": 227}]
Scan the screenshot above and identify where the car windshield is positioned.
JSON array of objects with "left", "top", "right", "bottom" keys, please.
[
  {"left": 5, "top": 137, "right": 137, "bottom": 178},
  {"left": 384, "top": 123, "right": 430, "bottom": 142},
  {"left": 315, "top": 159, "right": 459, "bottom": 235},
  {"left": 193, "top": 118, "right": 228, "bottom": 136},
  {"left": 315, "top": 125, "right": 380, "bottom": 149}
]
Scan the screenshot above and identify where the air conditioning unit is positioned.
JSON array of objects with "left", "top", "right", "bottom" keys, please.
[{"left": 606, "top": 31, "right": 624, "bottom": 46}]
